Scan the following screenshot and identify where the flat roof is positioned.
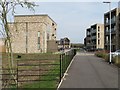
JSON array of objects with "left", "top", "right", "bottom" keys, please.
[
  {"left": 14, "top": 14, "right": 57, "bottom": 25},
  {"left": 104, "top": 8, "right": 118, "bottom": 15}
]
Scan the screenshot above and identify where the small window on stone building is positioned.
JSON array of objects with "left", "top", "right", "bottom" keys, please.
[
  {"left": 38, "top": 44, "right": 40, "bottom": 50},
  {"left": 52, "top": 34, "right": 54, "bottom": 36},
  {"left": 98, "top": 26, "right": 100, "bottom": 32},
  {"left": 98, "top": 33, "right": 100, "bottom": 38},
  {"left": 52, "top": 23, "right": 54, "bottom": 26},
  {"left": 98, "top": 40, "right": 100, "bottom": 45},
  {"left": 38, "top": 31, "right": 40, "bottom": 50}
]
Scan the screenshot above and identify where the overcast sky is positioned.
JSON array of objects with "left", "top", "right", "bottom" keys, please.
[{"left": 0, "top": 1, "right": 119, "bottom": 43}]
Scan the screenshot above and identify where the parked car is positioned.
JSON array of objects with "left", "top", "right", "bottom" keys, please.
[{"left": 111, "top": 50, "right": 120, "bottom": 57}]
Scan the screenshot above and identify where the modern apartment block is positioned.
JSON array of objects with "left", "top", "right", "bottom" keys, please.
[
  {"left": 8, "top": 15, "right": 57, "bottom": 53},
  {"left": 85, "top": 24, "right": 104, "bottom": 51},
  {"left": 104, "top": 8, "right": 120, "bottom": 51}
]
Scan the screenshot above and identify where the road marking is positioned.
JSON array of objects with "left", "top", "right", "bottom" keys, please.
[{"left": 57, "top": 55, "right": 76, "bottom": 90}]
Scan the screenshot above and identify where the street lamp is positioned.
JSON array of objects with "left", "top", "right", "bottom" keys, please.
[{"left": 103, "top": 1, "right": 112, "bottom": 64}]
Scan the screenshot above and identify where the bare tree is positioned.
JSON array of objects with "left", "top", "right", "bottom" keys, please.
[{"left": 0, "top": 0, "right": 36, "bottom": 88}]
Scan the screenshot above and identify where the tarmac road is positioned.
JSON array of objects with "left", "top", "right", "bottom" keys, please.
[{"left": 59, "top": 52, "right": 118, "bottom": 89}]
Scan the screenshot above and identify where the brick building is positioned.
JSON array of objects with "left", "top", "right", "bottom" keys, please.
[{"left": 8, "top": 15, "right": 57, "bottom": 53}]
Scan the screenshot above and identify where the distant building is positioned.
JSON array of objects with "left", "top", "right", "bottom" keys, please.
[
  {"left": 104, "top": 8, "right": 120, "bottom": 51},
  {"left": 84, "top": 37, "right": 86, "bottom": 47},
  {"left": 8, "top": 15, "right": 57, "bottom": 53},
  {"left": 71, "top": 43, "right": 84, "bottom": 48},
  {"left": 85, "top": 24, "right": 104, "bottom": 51},
  {"left": 85, "top": 28, "right": 91, "bottom": 50},
  {"left": 57, "top": 37, "right": 70, "bottom": 50}
]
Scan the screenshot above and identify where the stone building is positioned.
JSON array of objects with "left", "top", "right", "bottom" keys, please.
[{"left": 8, "top": 15, "right": 57, "bottom": 53}]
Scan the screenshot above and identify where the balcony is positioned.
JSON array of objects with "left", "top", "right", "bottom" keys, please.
[
  {"left": 91, "top": 36, "right": 96, "bottom": 40},
  {"left": 105, "top": 28, "right": 116, "bottom": 35},
  {"left": 111, "top": 28, "right": 116, "bottom": 34},
  {"left": 111, "top": 18, "right": 116, "bottom": 24},
  {"left": 105, "top": 20, "right": 110, "bottom": 26},
  {"left": 86, "top": 37, "right": 91, "bottom": 40},
  {"left": 91, "top": 29, "right": 96, "bottom": 34},
  {"left": 105, "top": 39, "right": 116, "bottom": 45},
  {"left": 105, "top": 30, "right": 109, "bottom": 35},
  {"left": 87, "top": 34, "right": 91, "bottom": 37}
]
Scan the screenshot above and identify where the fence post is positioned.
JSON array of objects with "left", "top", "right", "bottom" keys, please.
[
  {"left": 59, "top": 54, "right": 62, "bottom": 82},
  {"left": 17, "top": 58, "right": 18, "bottom": 89}
]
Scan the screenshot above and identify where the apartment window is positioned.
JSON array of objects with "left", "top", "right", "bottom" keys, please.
[
  {"left": 98, "top": 40, "right": 100, "bottom": 45},
  {"left": 106, "top": 27, "right": 109, "bottom": 32},
  {"left": 106, "top": 18, "right": 109, "bottom": 23},
  {"left": 38, "top": 31, "right": 40, "bottom": 37},
  {"left": 87, "top": 31, "right": 90, "bottom": 35},
  {"left": 113, "top": 16, "right": 116, "bottom": 21},
  {"left": 52, "top": 34, "right": 54, "bottom": 36},
  {"left": 98, "top": 33, "right": 100, "bottom": 38},
  {"left": 52, "top": 23, "right": 54, "bottom": 26},
  {"left": 38, "top": 31, "right": 40, "bottom": 50},
  {"left": 106, "top": 36, "right": 109, "bottom": 43}
]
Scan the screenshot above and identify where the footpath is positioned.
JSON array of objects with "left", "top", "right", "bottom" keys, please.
[{"left": 59, "top": 52, "right": 118, "bottom": 89}]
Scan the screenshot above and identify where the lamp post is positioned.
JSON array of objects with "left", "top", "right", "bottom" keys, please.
[{"left": 103, "top": 1, "right": 112, "bottom": 64}]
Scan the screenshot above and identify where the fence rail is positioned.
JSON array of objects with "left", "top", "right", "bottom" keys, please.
[
  {"left": 1, "top": 49, "right": 76, "bottom": 89},
  {"left": 60, "top": 49, "right": 76, "bottom": 80}
]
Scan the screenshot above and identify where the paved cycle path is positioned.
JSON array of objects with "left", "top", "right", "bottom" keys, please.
[{"left": 59, "top": 52, "right": 118, "bottom": 88}]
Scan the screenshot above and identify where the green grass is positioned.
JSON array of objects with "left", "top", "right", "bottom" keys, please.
[
  {"left": 2, "top": 53, "right": 60, "bottom": 89},
  {"left": 2, "top": 52, "right": 76, "bottom": 89},
  {"left": 20, "top": 63, "right": 60, "bottom": 89}
]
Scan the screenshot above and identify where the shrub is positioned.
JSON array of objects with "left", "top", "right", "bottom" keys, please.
[
  {"left": 95, "top": 50, "right": 109, "bottom": 62},
  {"left": 113, "top": 55, "right": 120, "bottom": 67}
]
